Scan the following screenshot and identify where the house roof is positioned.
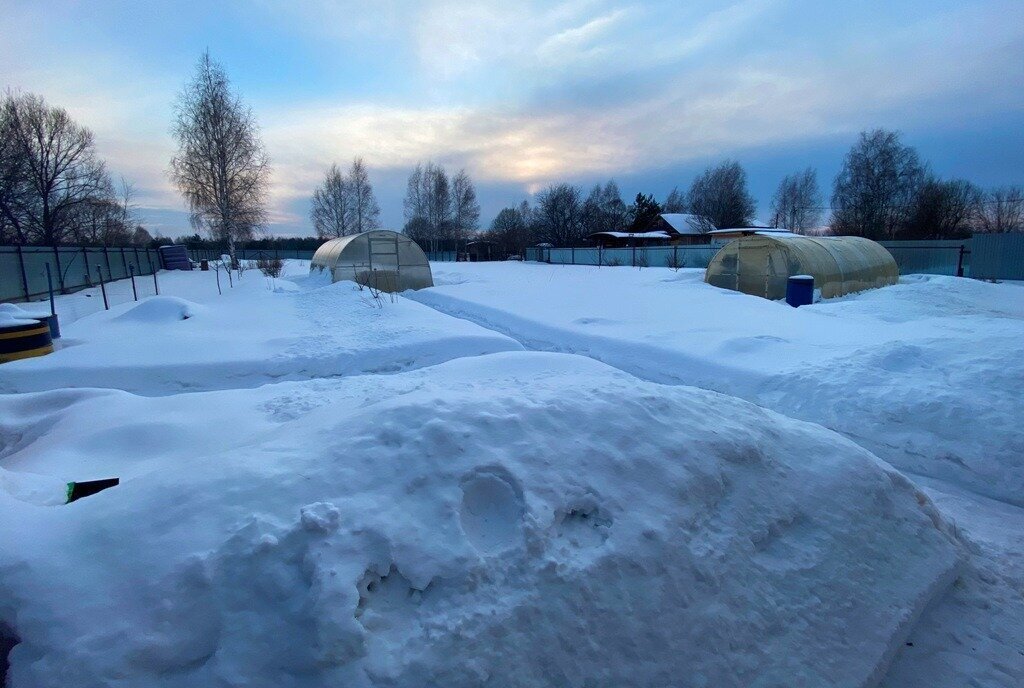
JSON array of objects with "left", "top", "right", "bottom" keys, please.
[
  {"left": 708, "top": 228, "right": 800, "bottom": 238},
  {"left": 658, "top": 214, "right": 712, "bottom": 234},
  {"left": 589, "top": 231, "right": 672, "bottom": 240}
]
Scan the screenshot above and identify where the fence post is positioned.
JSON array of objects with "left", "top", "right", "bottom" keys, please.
[
  {"left": 153, "top": 267, "right": 159, "bottom": 295},
  {"left": 96, "top": 266, "right": 109, "bottom": 310},
  {"left": 45, "top": 263, "right": 56, "bottom": 315},
  {"left": 129, "top": 265, "right": 138, "bottom": 301},
  {"left": 52, "top": 245, "right": 65, "bottom": 293},
  {"left": 571, "top": 246, "right": 575, "bottom": 264},
  {"left": 632, "top": 245, "right": 636, "bottom": 267},
  {"left": 82, "top": 248, "right": 92, "bottom": 285},
  {"left": 120, "top": 247, "right": 128, "bottom": 277},
  {"left": 957, "top": 245, "right": 965, "bottom": 277},
  {"left": 15, "top": 245, "right": 30, "bottom": 301},
  {"left": 103, "top": 246, "right": 111, "bottom": 282}
]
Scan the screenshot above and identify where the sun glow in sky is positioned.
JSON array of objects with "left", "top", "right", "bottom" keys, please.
[{"left": 2, "top": 0, "right": 1023, "bottom": 236}]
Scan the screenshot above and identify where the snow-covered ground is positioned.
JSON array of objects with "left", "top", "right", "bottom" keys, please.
[{"left": 0, "top": 260, "right": 1020, "bottom": 687}]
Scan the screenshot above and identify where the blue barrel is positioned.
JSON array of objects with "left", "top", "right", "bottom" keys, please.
[{"left": 786, "top": 275, "right": 814, "bottom": 307}]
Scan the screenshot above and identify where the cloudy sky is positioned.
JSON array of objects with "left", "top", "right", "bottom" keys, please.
[{"left": 3, "top": 0, "right": 1023, "bottom": 236}]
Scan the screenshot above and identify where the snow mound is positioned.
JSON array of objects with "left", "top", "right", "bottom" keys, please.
[
  {"left": 114, "top": 296, "right": 202, "bottom": 323},
  {"left": 0, "top": 353, "right": 961, "bottom": 687},
  {"left": 0, "top": 303, "right": 43, "bottom": 328}
]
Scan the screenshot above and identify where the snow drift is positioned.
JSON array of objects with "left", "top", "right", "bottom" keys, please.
[
  {"left": 0, "top": 353, "right": 961, "bottom": 687},
  {"left": 409, "top": 265, "right": 1024, "bottom": 507}
]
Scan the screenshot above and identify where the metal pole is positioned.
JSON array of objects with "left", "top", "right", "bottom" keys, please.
[
  {"left": 45, "top": 263, "right": 56, "bottom": 315},
  {"left": 153, "top": 266, "right": 159, "bottom": 295},
  {"left": 16, "top": 245, "right": 30, "bottom": 301},
  {"left": 215, "top": 266, "right": 222, "bottom": 295},
  {"left": 129, "top": 265, "right": 138, "bottom": 301},
  {"left": 120, "top": 247, "right": 128, "bottom": 277},
  {"left": 83, "top": 248, "right": 92, "bottom": 285},
  {"left": 103, "top": 246, "right": 111, "bottom": 282},
  {"left": 632, "top": 244, "right": 636, "bottom": 267},
  {"left": 957, "top": 245, "right": 965, "bottom": 277},
  {"left": 53, "top": 245, "right": 65, "bottom": 293},
  {"left": 96, "top": 266, "right": 109, "bottom": 310},
  {"left": 571, "top": 246, "right": 575, "bottom": 265}
]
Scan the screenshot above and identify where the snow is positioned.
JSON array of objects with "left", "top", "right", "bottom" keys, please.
[
  {"left": 658, "top": 213, "right": 707, "bottom": 233},
  {"left": 409, "top": 264, "right": 1024, "bottom": 509},
  {"left": 589, "top": 230, "right": 671, "bottom": 239},
  {"left": 0, "top": 264, "right": 519, "bottom": 396},
  {"left": 0, "top": 259, "right": 1020, "bottom": 686}
]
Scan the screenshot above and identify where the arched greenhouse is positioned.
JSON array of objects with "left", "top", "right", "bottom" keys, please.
[
  {"left": 310, "top": 230, "right": 434, "bottom": 292},
  {"left": 705, "top": 235, "right": 898, "bottom": 300}
]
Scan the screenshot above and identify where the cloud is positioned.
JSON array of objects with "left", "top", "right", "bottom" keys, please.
[{"left": 3, "top": 0, "right": 1022, "bottom": 237}]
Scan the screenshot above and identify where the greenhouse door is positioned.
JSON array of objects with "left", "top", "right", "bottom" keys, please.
[{"left": 736, "top": 239, "right": 770, "bottom": 297}]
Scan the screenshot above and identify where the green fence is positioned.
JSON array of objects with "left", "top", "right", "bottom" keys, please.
[
  {"left": 1, "top": 245, "right": 162, "bottom": 303},
  {"left": 525, "top": 240, "right": 974, "bottom": 276}
]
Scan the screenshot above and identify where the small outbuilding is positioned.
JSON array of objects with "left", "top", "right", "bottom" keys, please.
[
  {"left": 310, "top": 230, "right": 433, "bottom": 292},
  {"left": 705, "top": 235, "right": 898, "bottom": 300}
]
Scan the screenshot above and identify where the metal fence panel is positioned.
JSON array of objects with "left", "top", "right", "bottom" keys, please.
[
  {"left": 526, "top": 240, "right": 980, "bottom": 277},
  {"left": 878, "top": 240, "right": 969, "bottom": 277},
  {"left": 971, "top": 233, "right": 1024, "bottom": 280},
  {"left": 1, "top": 246, "right": 162, "bottom": 303}
]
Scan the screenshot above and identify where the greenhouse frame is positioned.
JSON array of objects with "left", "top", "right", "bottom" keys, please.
[
  {"left": 705, "top": 235, "right": 899, "bottom": 300},
  {"left": 310, "top": 230, "right": 434, "bottom": 292}
]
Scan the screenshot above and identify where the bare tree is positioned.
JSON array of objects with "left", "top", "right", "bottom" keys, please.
[
  {"left": 686, "top": 160, "right": 756, "bottom": 231},
  {"left": 348, "top": 157, "right": 380, "bottom": 234},
  {"left": 402, "top": 161, "right": 460, "bottom": 247},
  {"left": 904, "top": 178, "right": 982, "bottom": 239},
  {"left": 1, "top": 92, "right": 109, "bottom": 245},
  {"left": 534, "top": 183, "right": 584, "bottom": 246},
  {"left": 978, "top": 186, "right": 1024, "bottom": 233},
  {"left": 486, "top": 203, "right": 531, "bottom": 257},
  {"left": 170, "top": 51, "right": 270, "bottom": 264},
  {"left": 831, "top": 129, "right": 926, "bottom": 240},
  {"left": 663, "top": 186, "right": 686, "bottom": 213},
  {"left": 310, "top": 163, "right": 352, "bottom": 238},
  {"left": 0, "top": 94, "right": 32, "bottom": 243},
  {"left": 451, "top": 169, "right": 480, "bottom": 240},
  {"left": 770, "top": 168, "right": 822, "bottom": 232},
  {"left": 427, "top": 164, "right": 452, "bottom": 240}
]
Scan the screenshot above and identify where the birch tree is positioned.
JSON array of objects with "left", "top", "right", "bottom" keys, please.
[
  {"left": 770, "top": 168, "right": 822, "bottom": 232},
  {"left": 310, "top": 163, "right": 351, "bottom": 238},
  {"left": 170, "top": 51, "right": 270, "bottom": 263},
  {"left": 348, "top": 157, "right": 380, "bottom": 234}
]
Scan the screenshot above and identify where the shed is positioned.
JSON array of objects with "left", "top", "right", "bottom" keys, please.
[
  {"left": 705, "top": 235, "right": 898, "bottom": 300},
  {"left": 462, "top": 240, "right": 498, "bottom": 262},
  {"left": 310, "top": 230, "right": 433, "bottom": 292}
]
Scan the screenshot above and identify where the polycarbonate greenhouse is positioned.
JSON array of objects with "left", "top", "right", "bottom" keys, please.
[
  {"left": 705, "top": 235, "right": 898, "bottom": 300},
  {"left": 310, "top": 230, "right": 433, "bottom": 292}
]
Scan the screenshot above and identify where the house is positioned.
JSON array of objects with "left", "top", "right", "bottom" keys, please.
[{"left": 588, "top": 213, "right": 715, "bottom": 247}]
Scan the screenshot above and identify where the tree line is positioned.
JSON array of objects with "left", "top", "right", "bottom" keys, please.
[
  {"left": 0, "top": 92, "right": 150, "bottom": 247},
  {"left": 5, "top": 50, "right": 1022, "bottom": 257},
  {"left": 480, "top": 131, "right": 1022, "bottom": 255}
]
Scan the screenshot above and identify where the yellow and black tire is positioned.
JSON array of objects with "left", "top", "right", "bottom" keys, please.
[{"left": 0, "top": 320, "right": 54, "bottom": 363}]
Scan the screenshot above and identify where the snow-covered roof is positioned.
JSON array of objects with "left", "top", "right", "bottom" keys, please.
[
  {"left": 658, "top": 214, "right": 711, "bottom": 234},
  {"left": 589, "top": 231, "right": 671, "bottom": 239},
  {"left": 709, "top": 228, "right": 800, "bottom": 238}
]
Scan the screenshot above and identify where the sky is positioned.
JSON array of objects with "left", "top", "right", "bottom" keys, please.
[{"left": 2, "top": 0, "right": 1023, "bottom": 237}]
